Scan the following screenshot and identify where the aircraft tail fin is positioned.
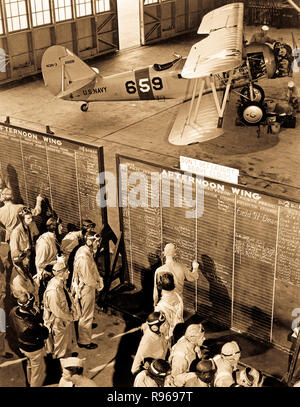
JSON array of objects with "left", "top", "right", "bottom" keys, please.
[{"left": 41, "top": 45, "right": 97, "bottom": 97}]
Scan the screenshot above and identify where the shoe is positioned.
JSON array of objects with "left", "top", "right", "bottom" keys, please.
[
  {"left": 0, "top": 352, "right": 13, "bottom": 359},
  {"left": 92, "top": 323, "right": 98, "bottom": 329},
  {"left": 77, "top": 343, "right": 98, "bottom": 350}
]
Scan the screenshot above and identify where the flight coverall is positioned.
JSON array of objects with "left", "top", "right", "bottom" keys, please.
[
  {"left": 72, "top": 245, "right": 103, "bottom": 345},
  {"left": 153, "top": 261, "right": 198, "bottom": 306},
  {"left": 61, "top": 231, "right": 82, "bottom": 264},
  {"left": 131, "top": 324, "right": 170, "bottom": 375},
  {"left": 250, "top": 32, "right": 275, "bottom": 44},
  {"left": 213, "top": 354, "right": 236, "bottom": 387},
  {"left": 59, "top": 375, "right": 97, "bottom": 387},
  {"left": 10, "top": 221, "right": 39, "bottom": 263},
  {"left": 43, "top": 277, "right": 76, "bottom": 358},
  {"left": 35, "top": 231, "right": 59, "bottom": 302},
  {"left": 10, "top": 266, "right": 39, "bottom": 308},
  {"left": 169, "top": 372, "right": 209, "bottom": 387},
  {"left": 169, "top": 336, "right": 202, "bottom": 377},
  {"left": 0, "top": 201, "right": 41, "bottom": 242},
  {"left": 154, "top": 291, "right": 184, "bottom": 338},
  {"left": 134, "top": 370, "right": 162, "bottom": 387},
  {"left": 35, "top": 232, "right": 58, "bottom": 275}
]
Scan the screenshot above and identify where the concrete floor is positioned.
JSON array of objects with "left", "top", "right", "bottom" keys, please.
[{"left": 0, "top": 26, "right": 300, "bottom": 387}]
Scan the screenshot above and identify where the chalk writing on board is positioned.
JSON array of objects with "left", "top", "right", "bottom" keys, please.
[{"left": 0, "top": 122, "right": 103, "bottom": 231}]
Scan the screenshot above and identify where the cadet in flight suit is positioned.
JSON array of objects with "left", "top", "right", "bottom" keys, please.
[
  {"left": 154, "top": 272, "right": 184, "bottom": 339},
  {"left": 153, "top": 243, "right": 199, "bottom": 306},
  {"left": 168, "top": 324, "right": 206, "bottom": 379},
  {"left": 59, "top": 357, "right": 97, "bottom": 387},
  {"left": 43, "top": 257, "right": 77, "bottom": 359},
  {"left": 72, "top": 231, "right": 104, "bottom": 349},
  {"left": 131, "top": 311, "right": 170, "bottom": 376}
]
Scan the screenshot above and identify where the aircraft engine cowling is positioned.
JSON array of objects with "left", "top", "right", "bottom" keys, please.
[{"left": 245, "top": 43, "right": 277, "bottom": 79}]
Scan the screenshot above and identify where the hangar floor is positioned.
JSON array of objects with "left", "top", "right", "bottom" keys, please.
[{"left": 0, "top": 25, "right": 300, "bottom": 387}]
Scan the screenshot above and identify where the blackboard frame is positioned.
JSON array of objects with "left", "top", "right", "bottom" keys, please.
[
  {"left": 0, "top": 120, "right": 111, "bottom": 276},
  {"left": 116, "top": 153, "right": 300, "bottom": 352}
]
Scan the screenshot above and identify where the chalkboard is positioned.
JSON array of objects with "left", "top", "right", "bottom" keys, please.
[
  {"left": 0, "top": 122, "right": 105, "bottom": 234},
  {"left": 117, "top": 155, "right": 300, "bottom": 350}
]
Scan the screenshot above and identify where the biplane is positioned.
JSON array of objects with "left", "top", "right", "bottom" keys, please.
[{"left": 41, "top": 2, "right": 294, "bottom": 146}]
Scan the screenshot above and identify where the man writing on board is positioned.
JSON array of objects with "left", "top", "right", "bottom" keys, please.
[{"left": 153, "top": 243, "right": 199, "bottom": 307}]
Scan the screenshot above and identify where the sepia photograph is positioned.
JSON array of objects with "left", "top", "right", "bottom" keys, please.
[{"left": 0, "top": 0, "right": 300, "bottom": 394}]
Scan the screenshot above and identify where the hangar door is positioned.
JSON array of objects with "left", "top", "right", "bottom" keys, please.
[{"left": 140, "top": 0, "right": 205, "bottom": 45}]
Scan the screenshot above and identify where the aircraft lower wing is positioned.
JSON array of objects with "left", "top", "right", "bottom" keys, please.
[
  {"left": 169, "top": 2, "right": 244, "bottom": 145},
  {"left": 168, "top": 85, "right": 223, "bottom": 145}
]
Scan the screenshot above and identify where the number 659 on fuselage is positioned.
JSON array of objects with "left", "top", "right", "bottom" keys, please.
[{"left": 42, "top": 47, "right": 193, "bottom": 107}]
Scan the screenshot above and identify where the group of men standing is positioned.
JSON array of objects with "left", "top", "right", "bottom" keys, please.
[
  {"left": 131, "top": 243, "right": 264, "bottom": 388},
  {"left": 0, "top": 185, "right": 104, "bottom": 386}
]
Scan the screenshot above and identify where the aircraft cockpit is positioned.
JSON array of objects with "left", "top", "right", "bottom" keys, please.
[{"left": 153, "top": 54, "right": 182, "bottom": 72}]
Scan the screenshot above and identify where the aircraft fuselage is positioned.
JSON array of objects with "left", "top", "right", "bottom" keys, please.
[{"left": 64, "top": 58, "right": 195, "bottom": 103}]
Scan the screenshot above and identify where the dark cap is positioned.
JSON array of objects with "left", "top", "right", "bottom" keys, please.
[
  {"left": 82, "top": 219, "right": 96, "bottom": 230},
  {"left": 149, "top": 359, "right": 171, "bottom": 377},
  {"left": 46, "top": 216, "right": 62, "bottom": 226},
  {"left": 17, "top": 293, "right": 34, "bottom": 308},
  {"left": 18, "top": 207, "right": 32, "bottom": 217}
]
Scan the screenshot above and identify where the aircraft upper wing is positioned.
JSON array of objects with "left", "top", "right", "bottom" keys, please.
[{"left": 182, "top": 2, "right": 244, "bottom": 79}]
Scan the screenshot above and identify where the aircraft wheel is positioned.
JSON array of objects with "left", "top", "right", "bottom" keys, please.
[
  {"left": 240, "top": 85, "right": 265, "bottom": 104},
  {"left": 81, "top": 103, "right": 89, "bottom": 112},
  {"left": 241, "top": 102, "right": 267, "bottom": 126}
]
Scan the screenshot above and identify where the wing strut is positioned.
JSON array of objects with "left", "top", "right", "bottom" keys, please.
[
  {"left": 210, "top": 70, "right": 233, "bottom": 128},
  {"left": 187, "top": 78, "right": 205, "bottom": 125}
]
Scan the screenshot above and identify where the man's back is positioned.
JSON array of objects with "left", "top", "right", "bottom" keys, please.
[{"left": 154, "top": 261, "right": 198, "bottom": 305}]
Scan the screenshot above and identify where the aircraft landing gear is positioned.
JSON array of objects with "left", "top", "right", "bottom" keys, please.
[
  {"left": 240, "top": 84, "right": 265, "bottom": 104},
  {"left": 81, "top": 103, "right": 89, "bottom": 112}
]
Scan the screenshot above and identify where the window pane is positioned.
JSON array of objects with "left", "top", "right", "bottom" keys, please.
[
  {"left": 59, "top": 8, "right": 64, "bottom": 20},
  {"left": 20, "top": 15, "right": 27, "bottom": 28},
  {"left": 76, "top": 1, "right": 92, "bottom": 17},
  {"left": 12, "top": 17, "right": 20, "bottom": 30},
  {"left": 11, "top": 6, "right": 19, "bottom": 17},
  {"left": 19, "top": 2, "right": 26, "bottom": 14},
  {"left": 55, "top": 0, "right": 73, "bottom": 22},
  {"left": 37, "top": 0, "right": 43, "bottom": 12},
  {"left": 96, "top": 0, "right": 111, "bottom": 13},
  {"left": 44, "top": 11, "right": 51, "bottom": 24},
  {"left": 66, "top": 7, "right": 72, "bottom": 19},
  {"left": 31, "top": 0, "right": 51, "bottom": 27},
  {"left": 6, "top": 6, "right": 11, "bottom": 18}
]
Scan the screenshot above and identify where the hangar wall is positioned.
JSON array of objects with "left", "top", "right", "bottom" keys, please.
[
  {"left": 0, "top": 0, "right": 119, "bottom": 85},
  {"left": 0, "top": 0, "right": 299, "bottom": 85}
]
